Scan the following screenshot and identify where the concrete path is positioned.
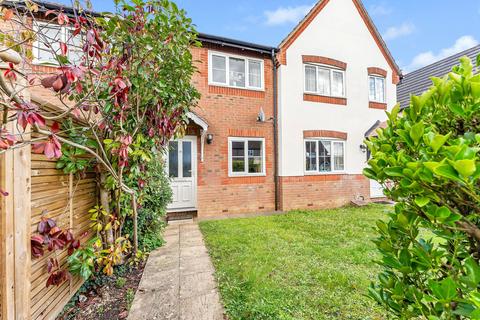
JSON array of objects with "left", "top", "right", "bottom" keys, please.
[{"left": 128, "top": 221, "right": 225, "bottom": 320}]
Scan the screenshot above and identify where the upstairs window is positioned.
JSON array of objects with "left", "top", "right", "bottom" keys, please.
[
  {"left": 305, "top": 139, "right": 345, "bottom": 173},
  {"left": 209, "top": 51, "right": 264, "bottom": 90},
  {"left": 33, "top": 22, "right": 83, "bottom": 65},
  {"left": 304, "top": 64, "right": 345, "bottom": 97},
  {"left": 369, "top": 75, "right": 386, "bottom": 103}
]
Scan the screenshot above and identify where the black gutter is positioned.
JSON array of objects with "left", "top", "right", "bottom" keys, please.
[
  {"left": 198, "top": 33, "right": 278, "bottom": 55},
  {"left": 3, "top": 0, "right": 101, "bottom": 17},
  {"left": 271, "top": 49, "right": 279, "bottom": 211}
]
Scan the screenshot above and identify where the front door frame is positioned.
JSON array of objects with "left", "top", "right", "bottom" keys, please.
[{"left": 166, "top": 135, "right": 198, "bottom": 212}]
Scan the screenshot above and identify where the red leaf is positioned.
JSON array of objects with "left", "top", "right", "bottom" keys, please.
[
  {"left": 60, "top": 42, "right": 68, "bottom": 55},
  {"left": 57, "top": 13, "right": 69, "bottom": 25},
  {"left": 0, "top": 188, "right": 8, "bottom": 197},
  {"left": 41, "top": 75, "right": 58, "bottom": 88},
  {"left": 51, "top": 122, "right": 60, "bottom": 133},
  {"left": 75, "top": 81, "right": 83, "bottom": 94},
  {"left": 52, "top": 77, "right": 64, "bottom": 91},
  {"left": 45, "top": 10, "right": 57, "bottom": 17},
  {"left": 29, "top": 112, "right": 45, "bottom": 127},
  {"left": 44, "top": 142, "right": 55, "bottom": 159},
  {"left": 3, "top": 9, "right": 13, "bottom": 21},
  {"left": 31, "top": 235, "right": 45, "bottom": 258},
  {"left": 32, "top": 142, "right": 46, "bottom": 154}
]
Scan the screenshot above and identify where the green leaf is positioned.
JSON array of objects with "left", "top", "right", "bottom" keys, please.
[
  {"left": 453, "top": 159, "right": 476, "bottom": 177},
  {"left": 430, "top": 133, "right": 451, "bottom": 153},
  {"left": 410, "top": 122, "right": 425, "bottom": 145},
  {"left": 433, "top": 164, "right": 464, "bottom": 183},
  {"left": 463, "top": 258, "right": 480, "bottom": 288},
  {"left": 414, "top": 197, "right": 430, "bottom": 207},
  {"left": 471, "top": 82, "right": 480, "bottom": 97},
  {"left": 429, "top": 277, "right": 458, "bottom": 301},
  {"left": 384, "top": 167, "right": 404, "bottom": 177}
]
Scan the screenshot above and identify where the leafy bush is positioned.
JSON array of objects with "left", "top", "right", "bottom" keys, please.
[
  {"left": 365, "top": 56, "right": 480, "bottom": 318},
  {"left": 124, "top": 156, "right": 172, "bottom": 252}
]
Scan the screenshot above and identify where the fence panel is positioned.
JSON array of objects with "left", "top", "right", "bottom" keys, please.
[{"left": 30, "top": 153, "right": 97, "bottom": 320}]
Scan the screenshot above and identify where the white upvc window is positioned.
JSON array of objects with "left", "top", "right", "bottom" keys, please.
[
  {"left": 304, "top": 64, "right": 345, "bottom": 97},
  {"left": 209, "top": 51, "right": 264, "bottom": 90},
  {"left": 33, "top": 21, "right": 83, "bottom": 65},
  {"left": 228, "top": 137, "right": 266, "bottom": 176},
  {"left": 369, "top": 75, "right": 386, "bottom": 103},
  {"left": 305, "top": 139, "right": 345, "bottom": 174}
]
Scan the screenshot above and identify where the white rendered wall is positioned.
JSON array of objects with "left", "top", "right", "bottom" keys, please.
[{"left": 278, "top": 0, "right": 397, "bottom": 177}]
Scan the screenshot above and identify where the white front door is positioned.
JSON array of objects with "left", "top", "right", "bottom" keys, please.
[
  {"left": 370, "top": 180, "right": 384, "bottom": 198},
  {"left": 167, "top": 136, "right": 197, "bottom": 211}
]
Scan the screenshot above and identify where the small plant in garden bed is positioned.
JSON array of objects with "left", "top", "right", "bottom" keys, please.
[{"left": 57, "top": 262, "right": 146, "bottom": 320}]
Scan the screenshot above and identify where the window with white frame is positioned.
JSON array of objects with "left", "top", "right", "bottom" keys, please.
[
  {"left": 229, "top": 138, "right": 265, "bottom": 176},
  {"left": 33, "top": 22, "right": 83, "bottom": 64},
  {"left": 209, "top": 51, "right": 264, "bottom": 90},
  {"left": 304, "top": 64, "right": 345, "bottom": 97},
  {"left": 305, "top": 139, "right": 345, "bottom": 173},
  {"left": 369, "top": 75, "right": 386, "bottom": 103}
]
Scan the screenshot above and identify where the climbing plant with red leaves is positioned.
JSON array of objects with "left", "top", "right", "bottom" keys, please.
[{"left": 0, "top": 0, "right": 199, "bottom": 275}]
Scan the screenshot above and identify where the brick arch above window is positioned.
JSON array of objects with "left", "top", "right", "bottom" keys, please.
[
  {"left": 367, "top": 67, "right": 387, "bottom": 77},
  {"left": 302, "top": 55, "right": 347, "bottom": 70},
  {"left": 303, "top": 130, "right": 348, "bottom": 140}
]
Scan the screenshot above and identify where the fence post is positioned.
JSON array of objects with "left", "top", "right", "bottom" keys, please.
[{"left": 0, "top": 61, "right": 32, "bottom": 320}]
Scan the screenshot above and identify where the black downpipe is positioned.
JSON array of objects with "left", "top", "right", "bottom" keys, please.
[{"left": 271, "top": 49, "right": 279, "bottom": 211}]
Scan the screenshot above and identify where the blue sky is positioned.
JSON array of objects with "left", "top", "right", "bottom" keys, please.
[{"left": 58, "top": 0, "right": 480, "bottom": 73}]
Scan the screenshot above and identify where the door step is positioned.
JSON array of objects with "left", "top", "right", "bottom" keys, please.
[{"left": 167, "top": 210, "right": 197, "bottom": 222}]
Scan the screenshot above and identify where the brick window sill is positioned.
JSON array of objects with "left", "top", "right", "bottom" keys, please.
[
  {"left": 369, "top": 101, "right": 387, "bottom": 110},
  {"left": 303, "top": 93, "right": 347, "bottom": 105},
  {"left": 209, "top": 85, "right": 265, "bottom": 98}
]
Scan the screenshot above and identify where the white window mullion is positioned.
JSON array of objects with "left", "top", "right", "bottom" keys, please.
[
  {"left": 178, "top": 141, "right": 183, "bottom": 178},
  {"left": 331, "top": 143, "right": 335, "bottom": 172},
  {"left": 226, "top": 57, "right": 230, "bottom": 86},
  {"left": 244, "top": 141, "right": 248, "bottom": 174},
  {"left": 317, "top": 141, "right": 321, "bottom": 173},
  {"left": 246, "top": 59, "right": 250, "bottom": 88}
]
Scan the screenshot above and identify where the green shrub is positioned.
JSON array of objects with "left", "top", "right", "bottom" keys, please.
[
  {"left": 365, "top": 56, "right": 480, "bottom": 319},
  {"left": 124, "top": 156, "right": 172, "bottom": 252}
]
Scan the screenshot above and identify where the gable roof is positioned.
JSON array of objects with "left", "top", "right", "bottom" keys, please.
[
  {"left": 277, "top": 0, "right": 400, "bottom": 77},
  {"left": 397, "top": 45, "right": 480, "bottom": 109}
]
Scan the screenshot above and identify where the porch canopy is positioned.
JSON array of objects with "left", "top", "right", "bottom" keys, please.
[{"left": 187, "top": 112, "right": 209, "bottom": 162}]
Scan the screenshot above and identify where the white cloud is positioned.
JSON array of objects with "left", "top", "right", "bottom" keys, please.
[
  {"left": 383, "top": 22, "right": 415, "bottom": 41},
  {"left": 264, "top": 4, "right": 314, "bottom": 26},
  {"left": 369, "top": 3, "right": 392, "bottom": 16},
  {"left": 404, "top": 35, "right": 479, "bottom": 72}
]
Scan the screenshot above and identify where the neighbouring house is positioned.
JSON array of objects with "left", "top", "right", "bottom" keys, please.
[
  {"left": 168, "top": 0, "right": 401, "bottom": 217},
  {"left": 2, "top": 0, "right": 401, "bottom": 218},
  {"left": 398, "top": 44, "right": 480, "bottom": 109}
]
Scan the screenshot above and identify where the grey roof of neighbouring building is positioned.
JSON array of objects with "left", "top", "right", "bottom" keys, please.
[{"left": 397, "top": 45, "right": 480, "bottom": 109}]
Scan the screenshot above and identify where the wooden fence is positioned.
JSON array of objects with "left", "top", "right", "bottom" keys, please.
[{"left": 1, "top": 97, "right": 98, "bottom": 319}]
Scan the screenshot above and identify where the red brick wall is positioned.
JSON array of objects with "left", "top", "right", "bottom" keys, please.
[
  {"left": 278, "top": 174, "right": 369, "bottom": 211},
  {"left": 190, "top": 44, "right": 276, "bottom": 217}
]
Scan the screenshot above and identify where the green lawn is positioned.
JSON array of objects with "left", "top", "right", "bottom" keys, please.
[{"left": 199, "top": 204, "right": 392, "bottom": 320}]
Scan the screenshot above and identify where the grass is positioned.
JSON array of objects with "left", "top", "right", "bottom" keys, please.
[{"left": 199, "top": 204, "right": 392, "bottom": 320}]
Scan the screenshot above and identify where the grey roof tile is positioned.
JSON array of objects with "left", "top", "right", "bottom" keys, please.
[{"left": 397, "top": 45, "right": 480, "bottom": 109}]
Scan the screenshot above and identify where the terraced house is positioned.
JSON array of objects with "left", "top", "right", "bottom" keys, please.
[
  {"left": 168, "top": 0, "right": 400, "bottom": 217},
  {"left": 3, "top": 0, "right": 400, "bottom": 219}
]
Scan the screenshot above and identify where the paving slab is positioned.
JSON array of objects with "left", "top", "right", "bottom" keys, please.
[{"left": 128, "top": 221, "right": 225, "bottom": 320}]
